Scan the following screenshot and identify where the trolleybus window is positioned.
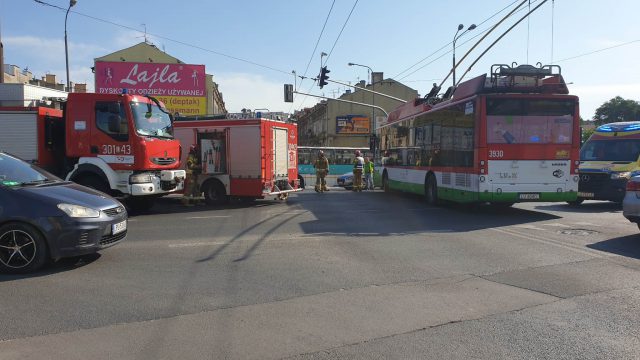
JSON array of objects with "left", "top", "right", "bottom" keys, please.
[{"left": 486, "top": 98, "right": 575, "bottom": 144}]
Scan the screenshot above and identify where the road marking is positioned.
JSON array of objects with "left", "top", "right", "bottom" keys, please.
[
  {"left": 186, "top": 215, "right": 231, "bottom": 219},
  {"left": 542, "top": 223, "right": 571, "bottom": 228},
  {"left": 169, "top": 242, "right": 225, "bottom": 248},
  {"left": 573, "top": 221, "right": 596, "bottom": 226},
  {"left": 513, "top": 224, "right": 546, "bottom": 231},
  {"left": 491, "top": 227, "right": 604, "bottom": 258}
]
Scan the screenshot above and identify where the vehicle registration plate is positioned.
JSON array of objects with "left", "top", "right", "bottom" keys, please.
[
  {"left": 518, "top": 193, "right": 540, "bottom": 200},
  {"left": 577, "top": 192, "right": 594, "bottom": 198},
  {"left": 112, "top": 220, "right": 127, "bottom": 235}
]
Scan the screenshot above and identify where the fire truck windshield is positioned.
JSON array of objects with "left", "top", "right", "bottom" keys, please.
[{"left": 130, "top": 102, "right": 174, "bottom": 139}]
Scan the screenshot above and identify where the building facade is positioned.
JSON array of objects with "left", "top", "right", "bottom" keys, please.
[
  {"left": 94, "top": 42, "right": 226, "bottom": 115},
  {"left": 296, "top": 75, "right": 418, "bottom": 147}
]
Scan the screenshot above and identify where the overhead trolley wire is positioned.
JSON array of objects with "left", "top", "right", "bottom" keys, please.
[{"left": 33, "top": 0, "right": 291, "bottom": 76}]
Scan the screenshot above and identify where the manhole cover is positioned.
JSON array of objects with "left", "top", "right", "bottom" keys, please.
[{"left": 557, "top": 228, "right": 599, "bottom": 236}]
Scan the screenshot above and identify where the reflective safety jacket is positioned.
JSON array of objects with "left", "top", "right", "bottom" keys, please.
[
  {"left": 314, "top": 157, "right": 329, "bottom": 170},
  {"left": 364, "top": 161, "right": 374, "bottom": 174},
  {"left": 353, "top": 156, "right": 364, "bottom": 170}
]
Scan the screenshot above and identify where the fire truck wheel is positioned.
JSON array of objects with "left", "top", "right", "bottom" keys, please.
[
  {"left": 76, "top": 174, "right": 111, "bottom": 195},
  {"left": 203, "top": 181, "right": 229, "bottom": 206}
]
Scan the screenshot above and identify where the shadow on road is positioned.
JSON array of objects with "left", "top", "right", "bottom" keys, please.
[
  {"left": 533, "top": 201, "right": 622, "bottom": 214},
  {"left": 129, "top": 196, "right": 284, "bottom": 217},
  {"left": 588, "top": 234, "right": 640, "bottom": 259},
  {"left": 0, "top": 253, "right": 101, "bottom": 283},
  {"left": 292, "top": 190, "right": 562, "bottom": 237}
]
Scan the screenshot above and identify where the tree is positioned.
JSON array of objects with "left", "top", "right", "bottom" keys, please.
[{"left": 594, "top": 96, "right": 640, "bottom": 125}]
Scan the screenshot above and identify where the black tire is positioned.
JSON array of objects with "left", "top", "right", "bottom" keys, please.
[
  {"left": 383, "top": 172, "right": 390, "bottom": 193},
  {"left": 0, "top": 223, "right": 48, "bottom": 274},
  {"left": 491, "top": 202, "right": 515, "bottom": 208},
  {"left": 75, "top": 174, "right": 111, "bottom": 195},
  {"left": 298, "top": 175, "right": 305, "bottom": 189},
  {"left": 203, "top": 181, "right": 229, "bottom": 206},
  {"left": 567, "top": 198, "right": 584, "bottom": 206},
  {"left": 127, "top": 197, "right": 156, "bottom": 213},
  {"left": 425, "top": 175, "right": 438, "bottom": 205}
]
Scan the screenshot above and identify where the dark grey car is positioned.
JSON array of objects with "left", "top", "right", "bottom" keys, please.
[{"left": 0, "top": 152, "right": 127, "bottom": 273}]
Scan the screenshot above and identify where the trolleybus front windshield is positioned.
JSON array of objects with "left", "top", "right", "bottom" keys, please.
[{"left": 486, "top": 98, "right": 575, "bottom": 145}]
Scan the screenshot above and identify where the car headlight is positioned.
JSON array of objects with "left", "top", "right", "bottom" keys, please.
[
  {"left": 130, "top": 173, "right": 153, "bottom": 184},
  {"left": 611, "top": 172, "right": 631, "bottom": 180},
  {"left": 57, "top": 203, "right": 100, "bottom": 218}
]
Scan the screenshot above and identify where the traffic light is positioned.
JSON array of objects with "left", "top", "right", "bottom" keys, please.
[
  {"left": 284, "top": 84, "right": 293, "bottom": 102},
  {"left": 318, "top": 66, "right": 330, "bottom": 89}
]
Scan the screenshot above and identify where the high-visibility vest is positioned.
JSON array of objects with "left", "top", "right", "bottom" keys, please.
[{"left": 353, "top": 156, "right": 364, "bottom": 170}]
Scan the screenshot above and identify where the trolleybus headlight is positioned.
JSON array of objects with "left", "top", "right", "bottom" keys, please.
[
  {"left": 479, "top": 176, "right": 486, "bottom": 183},
  {"left": 574, "top": 160, "right": 580, "bottom": 165},
  {"left": 573, "top": 175, "right": 579, "bottom": 182},
  {"left": 496, "top": 188, "right": 502, "bottom": 194}
]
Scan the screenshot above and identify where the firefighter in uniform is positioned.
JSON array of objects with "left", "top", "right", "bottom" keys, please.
[
  {"left": 183, "top": 145, "right": 202, "bottom": 205},
  {"left": 353, "top": 150, "right": 365, "bottom": 192},
  {"left": 314, "top": 150, "right": 330, "bottom": 192}
]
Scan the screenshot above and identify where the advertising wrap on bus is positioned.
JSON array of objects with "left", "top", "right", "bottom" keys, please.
[{"left": 575, "top": 122, "right": 640, "bottom": 204}]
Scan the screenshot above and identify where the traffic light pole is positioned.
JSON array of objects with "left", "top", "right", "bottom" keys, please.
[
  {"left": 320, "top": 77, "right": 406, "bottom": 104},
  {"left": 293, "top": 90, "right": 389, "bottom": 118}
]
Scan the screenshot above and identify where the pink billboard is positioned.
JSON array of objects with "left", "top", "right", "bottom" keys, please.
[{"left": 94, "top": 61, "right": 206, "bottom": 96}]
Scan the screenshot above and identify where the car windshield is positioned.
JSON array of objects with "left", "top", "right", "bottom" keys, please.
[
  {"left": 130, "top": 100, "right": 174, "bottom": 138},
  {"left": 580, "top": 139, "right": 640, "bottom": 162},
  {"left": 0, "top": 153, "right": 61, "bottom": 187}
]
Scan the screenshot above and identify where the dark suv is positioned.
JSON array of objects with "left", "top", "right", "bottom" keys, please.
[{"left": 0, "top": 152, "right": 127, "bottom": 273}]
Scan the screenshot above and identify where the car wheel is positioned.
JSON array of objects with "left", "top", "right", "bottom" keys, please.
[
  {"left": 204, "top": 181, "right": 229, "bottom": 206},
  {"left": 0, "top": 223, "right": 48, "bottom": 274}
]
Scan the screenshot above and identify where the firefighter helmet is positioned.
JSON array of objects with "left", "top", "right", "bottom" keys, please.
[
  {"left": 355, "top": 150, "right": 361, "bottom": 156},
  {"left": 318, "top": 150, "right": 324, "bottom": 157}
]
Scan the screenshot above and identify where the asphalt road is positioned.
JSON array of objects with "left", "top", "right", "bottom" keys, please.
[{"left": 1, "top": 188, "right": 639, "bottom": 359}]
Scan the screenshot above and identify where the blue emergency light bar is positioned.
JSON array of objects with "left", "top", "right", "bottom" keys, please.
[{"left": 596, "top": 122, "right": 640, "bottom": 133}]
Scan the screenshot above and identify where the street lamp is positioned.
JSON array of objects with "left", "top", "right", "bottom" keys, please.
[
  {"left": 65, "top": 0, "right": 77, "bottom": 92},
  {"left": 348, "top": 62, "right": 375, "bottom": 139},
  {"left": 452, "top": 23, "right": 476, "bottom": 87}
]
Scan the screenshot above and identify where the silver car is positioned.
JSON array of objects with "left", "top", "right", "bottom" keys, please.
[{"left": 622, "top": 175, "right": 640, "bottom": 230}]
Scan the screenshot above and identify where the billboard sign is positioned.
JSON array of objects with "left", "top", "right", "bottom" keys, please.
[
  {"left": 336, "top": 115, "right": 370, "bottom": 135},
  {"left": 94, "top": 61, "right": 206, "bottom": 115}
]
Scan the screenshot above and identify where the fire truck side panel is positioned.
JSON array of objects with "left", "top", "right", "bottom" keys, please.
[
  {"left": 229, "top": 126, "right": 261, "bottom": 178},
  {"left": 273, "top": 127, "right": 289, "bottom": 179},
  {"left": 0, "top": 111, "right": 39, "bottom": 162}
]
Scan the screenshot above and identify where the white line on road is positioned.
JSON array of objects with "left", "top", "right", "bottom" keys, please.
[
  {"left": 541, "top": 223, "right": 571, "bottom": 228},
  {"left": 491, "top": 227, "right": 604, "bottom": 258},
  {"left": 168, "top": 242, "right": 225, "bottom": 248}
]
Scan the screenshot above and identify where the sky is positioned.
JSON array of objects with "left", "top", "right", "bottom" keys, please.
[{"left": 1, "top": 0, "right": 639, "bottom": 119}]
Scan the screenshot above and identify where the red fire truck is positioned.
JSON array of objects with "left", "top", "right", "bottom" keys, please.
[
  {"left": 0, "top": 93, "right": 186, "bottom": 211},
  {"left": 174, "top": 116, "right": 302, "bottom": 205}
]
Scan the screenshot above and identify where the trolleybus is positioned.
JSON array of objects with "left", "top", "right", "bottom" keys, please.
[{"left": 378, "top": 64, "right": 580, "bottom": 206}]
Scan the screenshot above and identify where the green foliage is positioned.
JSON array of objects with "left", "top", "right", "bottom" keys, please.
[
  {"left": 581, "top": 127, "right": 595, "bottom": 145},
  {"left": 594, "top": 96, "right": 640, "bottom": 125}
]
